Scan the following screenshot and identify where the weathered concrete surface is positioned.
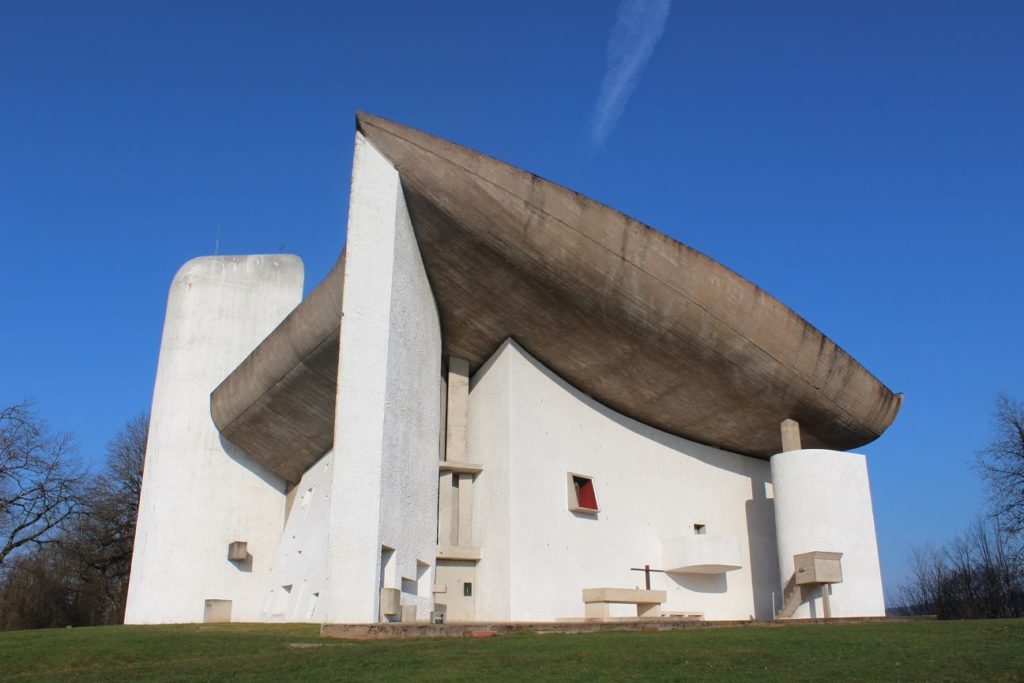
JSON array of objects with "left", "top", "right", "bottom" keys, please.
[
  {"left": 321, "top": 617, "right": 709, "bottom": 640},
  {"left": 126, "top": 255, "right": 302, "bottom": 624},
  {"left": 326, "top": 132, "right": 442, "bottom": 623},
  {"left": 210, "top": 254, "right": 345, "bottom": 485},
  {"left": 209, "top": 112, "right": 901, "bottom": 485},
  {"left": 357, "top": 112, "right": 901, "bottom": 458}
]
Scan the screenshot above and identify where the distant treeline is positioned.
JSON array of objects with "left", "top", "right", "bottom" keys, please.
[
  {"left": 891, "top": 517, "right": 1024, "bottom": 619},
  {"left": 890, "top": 393, "right": 1024, "bottom": 619},
  {"left": 0, "top": 401, "right": 145, "bottom": 630}
]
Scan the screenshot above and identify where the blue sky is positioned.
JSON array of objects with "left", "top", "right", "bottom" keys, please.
[{"left": 2, "top": 0, "right": 1021, "bottom": 593}]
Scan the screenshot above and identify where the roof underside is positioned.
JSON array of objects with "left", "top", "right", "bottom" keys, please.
[{"left": 211, "top": 112, "right": 901, "bottom": 484}]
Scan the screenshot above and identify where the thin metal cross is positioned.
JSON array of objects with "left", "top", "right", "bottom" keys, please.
[{"left": 629, "top": 564, "right": 667, "bottom": 590}]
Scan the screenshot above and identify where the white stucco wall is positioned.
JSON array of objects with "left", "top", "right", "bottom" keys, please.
[
  {"left": 125, "top": 255, "right": 303, "bottom": 624},
  {"left": 327, "top": 132, "right": 442, "bottom": 623},
  {"left": 465, "top": 346, "right": 512, "bottom": 621},
  {"left": 771, "top": 449, "right": 886, "bottom": 617},
  {"left": 260, "top": 450, "right": 334, "bottom": 622},
  {"left": 469, "top": 340, "right": 781, "bottom": 622}
]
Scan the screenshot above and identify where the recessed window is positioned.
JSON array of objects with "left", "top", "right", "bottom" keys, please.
[
  {"left": 568, "top": 473, "right": 599, "bottom": 513},
  {"left": 272, "top": 584, "right": 292, "bottom": 616},
  {"left": 463, "top": 582, "right": 473, "bottom": 597},
  {"left": 694, "top": 523, "right": 706, "bottom": 535},
  {"left": 416, "top": 561, "right": 430, "bottom": 597}
]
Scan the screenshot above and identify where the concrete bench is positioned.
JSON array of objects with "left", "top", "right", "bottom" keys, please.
[
  {"left": 662, "top": 610, "right": 704, "bottom": 620},
  {"left": 582, "top": 587, "right": 667, "bottom": 620}
]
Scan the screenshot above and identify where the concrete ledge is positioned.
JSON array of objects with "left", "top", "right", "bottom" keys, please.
[
  {"left": 322, "top": 618, "right": 716, "bottom": 640},
  {"left": 582, "top": 587, "right": 667, "bottom": 604},
  {"left": 436, "top": 545, "right": 481, "bottom": 561},
  {"left": 321, "top": 616, "right": 931, "bottom": 640},
  {"left": 438, "top": 460, "right": 484, "bottom": 474}
]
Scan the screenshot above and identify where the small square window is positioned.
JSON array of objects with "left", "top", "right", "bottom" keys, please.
[
  {"left": 694, "top": 523, "right": 706, "bottom": 535},
  {"left": 567, "top": 473, "right": 599, "bottom": 513}
]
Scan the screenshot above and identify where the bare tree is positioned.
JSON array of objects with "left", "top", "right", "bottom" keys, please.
[
  {"left": 0, "top": 413, "right": 148, "bottom": 629},
  {"left": 0, "top": 399, "right": 83, "bottom": 565},
  {"left": 976, "top": 393, "right": 1024, "bottom": 535},
  {"left": 71, "top": 413, "right": 148, "bottom": 622},
  {"left": 895, "top": 517, "right": 1024, "bottom": 619}
]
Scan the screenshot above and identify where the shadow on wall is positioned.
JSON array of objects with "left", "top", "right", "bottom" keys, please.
[
  {"left": 217, "top": 435, "right": 287, "bottom": 576},
  {"left": 230, "top": 553, "right": 254, "bottom": 573},
  {"left": 219, "top": 435, "right": 288, "bottom": 492},
  {"left": 668, "top": 572, "right": 728, "bottom": 594},
  {"left": 746, "top": 476, "right": 780, "bottom": 620}
]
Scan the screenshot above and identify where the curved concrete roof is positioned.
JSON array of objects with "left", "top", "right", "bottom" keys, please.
[
  {"left": 211, "top": 255, "right": 344, "bottom": 484},
  {"left": 212, "top": 112, "right": 901, "bottom": 483}
]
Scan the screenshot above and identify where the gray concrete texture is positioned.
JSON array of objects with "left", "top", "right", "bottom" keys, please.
[
  {"left": 211, "top": 255, "right": 345, "bottom": 484},
  {"left": 211, "top": 112, "right": 901, "bottom": 484}
]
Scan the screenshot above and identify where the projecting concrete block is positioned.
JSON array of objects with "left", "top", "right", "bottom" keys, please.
[
  {"left": 781, "top": 419, "right": 801, "bottom": 452},
  {"left": 582, "top": 587, "right": 667, "bottom": 604},
  {"left": 227, "top": 541, "right": 248, "bottom": 562},
  {"left": 380, "top": 587, "right": 400, "bottom": 617},
  {"left": 794, "top": 551, "right": 843, "bottom": 585}
]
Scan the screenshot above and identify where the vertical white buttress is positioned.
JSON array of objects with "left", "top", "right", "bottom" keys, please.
[
  {"left": 327, "top": 133, "right": 442, "bottom": 622},
  {"left": 770, "top": 449, "right": 886, "bottom": 618},
  {"left": 125, "top": 255, "right": 303, "bottom": 624}
]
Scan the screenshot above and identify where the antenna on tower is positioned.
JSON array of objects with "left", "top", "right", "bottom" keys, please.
[{"left": 214, "top": 224, "right": 222, "bottom": 256}]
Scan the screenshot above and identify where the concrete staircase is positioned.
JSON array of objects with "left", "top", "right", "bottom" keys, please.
[{"left": 776, "top": 573, "right": 802, "bottom": 619}]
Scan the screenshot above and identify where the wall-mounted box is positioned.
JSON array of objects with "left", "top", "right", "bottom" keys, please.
[
  {"left": 794, "top": 551, "right": 843, "bottom": 585},
  {"left": 379, "top": 587, "right": 401, "bottom": 616},
  {"left": 227, "top": 541, "right": 248, "bottom": 562}
]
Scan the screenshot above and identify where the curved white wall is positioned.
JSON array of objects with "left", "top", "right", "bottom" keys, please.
[
  {"left": 771, "top": 449, "right": 885, "bottom": 618},
  {"left": 125, "top": 255, "right": 303, "bottom": 624},
  {"left": 469, "top": 340, "right": 780, "bottom": 621}
]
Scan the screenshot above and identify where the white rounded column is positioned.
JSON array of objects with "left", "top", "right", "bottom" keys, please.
[{"left": 771, "top": 449, "right": 885, "bottom": 618}]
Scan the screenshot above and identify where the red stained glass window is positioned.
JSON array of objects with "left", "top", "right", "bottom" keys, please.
[{"left": 573, "top": 476, "right": 598, "bottom": 511}]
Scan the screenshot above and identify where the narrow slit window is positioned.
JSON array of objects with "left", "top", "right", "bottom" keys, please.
[{"left": 568, "top": 473, "right": 599, "bottom": 513}]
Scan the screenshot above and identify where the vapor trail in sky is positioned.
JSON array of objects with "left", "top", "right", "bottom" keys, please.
[{"left": 591, "top": 0, "right": 672, "bottom": 147}]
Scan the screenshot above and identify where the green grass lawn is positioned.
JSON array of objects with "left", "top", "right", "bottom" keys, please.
[{"left": 0, "top": 619, "right": 1022, "bottom": 682}]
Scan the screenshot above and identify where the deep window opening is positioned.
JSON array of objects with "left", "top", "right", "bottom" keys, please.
[{"left": 573, "top": 475, "right": 598, "bottom": 511}]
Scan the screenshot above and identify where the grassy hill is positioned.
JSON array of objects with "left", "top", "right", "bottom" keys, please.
[{"left": 1, "top": 619, "right": 1022, "bottom": 681}]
